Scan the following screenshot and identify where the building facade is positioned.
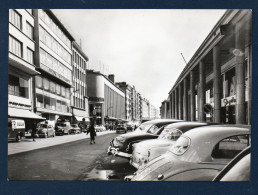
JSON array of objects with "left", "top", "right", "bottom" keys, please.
[
  {"left": 33, "top": 9, "right": 75, "bottom": 125},
  {"left": 163, "top": 10, "right": 251, "bottom": 125},
  {"left": 8, "top": 9, "right": 45, "bottom": 130},
  {"left": 71, "top": 41, "right": 89, "bottom": 123},
  {"left": 86, "top": 70, "right": 125, "bottom": 126}
]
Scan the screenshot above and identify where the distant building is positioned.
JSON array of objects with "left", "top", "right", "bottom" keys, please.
[
  {"left": 71, "top": 41, "right": 89, "bottom": 124},
  {"left": 86, "top": 70, "right": 125, "bottom": 125}
]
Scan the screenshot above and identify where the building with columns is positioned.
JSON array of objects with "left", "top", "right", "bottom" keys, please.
[{"left": 165, "top": 10, "right": 251, "bottom": 125}]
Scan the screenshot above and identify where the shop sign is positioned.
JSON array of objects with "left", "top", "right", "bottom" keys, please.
[{"left": 221, "top": 95, "right": 236, "bottom": 107}]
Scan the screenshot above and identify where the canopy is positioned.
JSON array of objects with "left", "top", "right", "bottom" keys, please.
[{"left": 8, "top": 107, "right": 45, "bottom": 120}]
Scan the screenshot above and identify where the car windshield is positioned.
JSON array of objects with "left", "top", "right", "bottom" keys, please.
[
  {"left": 158, "top": 128, "right": 182, "bottom": 141},
  {"left": 169, "top": 136, "right": 190, "bottom": 155},
  {"left": 136, "top": 123, "right": 153, "bottom": 132},
  {"left": 39, "top": 124, "right": 48, "bottom": 128},
  {"left": 56, "top": 123, "right": 65, "bottom": 127}
]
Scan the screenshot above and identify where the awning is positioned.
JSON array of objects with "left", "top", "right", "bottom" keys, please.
[
  {"left": 74, "top": 116, "right": 90, "bottom": 122},
  {"left": 8, "top": 107, "right": 46, "bottom": 120}
]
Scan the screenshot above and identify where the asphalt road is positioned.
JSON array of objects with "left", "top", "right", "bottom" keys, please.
[{"left": 8, "top": 133, "right": 136, "bottom": 181}]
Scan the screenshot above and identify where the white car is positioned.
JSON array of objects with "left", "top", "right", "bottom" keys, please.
[
  {"left": 95, "top": 124, "right": 106, "bottom": 132},
  {"left": 130, "top": 122, "right": 212, "bottom": 169}
]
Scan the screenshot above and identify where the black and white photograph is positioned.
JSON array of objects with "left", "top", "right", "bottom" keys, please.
[{"left": 7, "top": 8, "right": 251, "bottom": 182}]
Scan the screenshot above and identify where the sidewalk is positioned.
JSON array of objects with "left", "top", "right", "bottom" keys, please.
[{"left": 8, "top": 130, "right": 116, "bottom": 155}]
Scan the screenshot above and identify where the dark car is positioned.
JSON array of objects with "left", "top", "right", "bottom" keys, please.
[
  {"left": 213, "top": 146, "right": 250, "bottom": 181},
  {"left": 116, "top": 124, "right": 127, "bottom": 134},
  {"left": 107, "top": 119, "right": 183, "bottom": 159}
]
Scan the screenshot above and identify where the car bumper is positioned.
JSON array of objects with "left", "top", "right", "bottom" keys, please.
[{"left": 107, "top": 146, "right": 132, "bottom": 159}]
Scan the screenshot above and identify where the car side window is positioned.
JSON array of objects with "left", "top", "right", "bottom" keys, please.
[{"left": 211, "top": 134, "right": 250, "bottom": 159}]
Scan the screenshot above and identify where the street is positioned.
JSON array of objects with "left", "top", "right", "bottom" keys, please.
[{"left": 8, "top": 133, "right": 136, "bottom": 181}]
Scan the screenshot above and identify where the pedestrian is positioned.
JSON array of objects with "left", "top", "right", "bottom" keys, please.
[
  {"left": 87, "top": 121, "right": 96, "bottom": 144},
  {"left": 31, "top": 122, "right": 37, "bottom": 142}
]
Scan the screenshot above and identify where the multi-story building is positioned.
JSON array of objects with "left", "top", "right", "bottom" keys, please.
[
  {"left": 33, "top": 9, "right": 75, "bottom": 125},
  {"left": 71, "top": 41, "right": 89, "bottom": 123},
  {"left": 116, "top": 82, "right": 133, "bottom": 122},
  {"left": 8, "top": 9, "right": 45, "bottom": 130},
  {"left": 165, "top": 10, "right": 251, "bottom": 125},
  {"left": 86, "top": 70, "right": 125, "bottom": 126}
]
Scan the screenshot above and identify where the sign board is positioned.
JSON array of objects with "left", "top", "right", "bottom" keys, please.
[{"left": 203, "top": 104, "right": 213, "bottom": 114}]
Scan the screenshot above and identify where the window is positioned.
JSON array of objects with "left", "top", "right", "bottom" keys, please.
[
  {"left": 211, "top": 135, "right": 250, "bottom": 159},
  {"left": 8, "top": 74, "right": 29, "bottom": 98},
  {"left": 35, "top": 76, "right": 43, "bottom": 89},
  {"left": 27, "top": 48, "right": 33, "bottom": 64},
  {"left": 9, "top": 9, "right": 22, "bottom": 30},
  {"left": 9, "top": 36, "right": 22, "bottom": 57},
  {"left": 36, "top": 94, "right": 44, "bottom": 108},
  {"left": 26, "top": 22, "right": 33, "bottom": 39}
]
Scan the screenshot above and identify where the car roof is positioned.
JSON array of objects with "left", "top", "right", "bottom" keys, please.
[
  {"left": 142, "top": 119, "right": 183, "bottom": 125},
  {"left": 177, "top": 125, "right": 250, "bottom": 162}
]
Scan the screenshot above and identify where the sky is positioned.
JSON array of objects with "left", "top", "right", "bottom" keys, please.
[{"left": 52, "top": 9, "right": 226, "bottom": 109}]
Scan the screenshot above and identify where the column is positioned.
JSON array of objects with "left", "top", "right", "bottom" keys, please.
[
  {"left": 199, "top": 60, "right": 206, "bottom": 122},
  {"left": 179, "top": 83, "right": 183, "bottom": 120},
  {"left": 235, "top": 22, "right": 246, "bottom": 124},
  {"left": 190, "top": 71, "right": 196, "bottom": 121},
  {"left": 172, "top": 91, "right": 175, "bottom": 118},
  {"left": 183, "top": 78, "right": 188, "bottom": 120},
  {"left": 175, "top": 88, "right": 178, "bottom": 119},
  {"left": 213, "top": 45, "right": 221, "bottom": 123}
]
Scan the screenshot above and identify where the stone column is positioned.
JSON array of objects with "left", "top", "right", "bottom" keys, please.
[
  {"left": 178, "top": 83, "right": 183, "bottom": 120},
  {"left": 199, "top": 60, "right": 206, "bottom": 122},
  {"left": 172, "top": 91, "right": 175, "bottom": 118},
  {"left": 213, "top": 46, "right": 221, "bottom": 123},
  {"left": 235, "top": 22, "right": 246, "bottom": 124},
  {"left": 190, "top": 71, "right": 196, "bottom": 121},
  {"left": 175, "top": 88, "right": 178, "bottom": 119},
  {"left": 183, "top": 78, "right": 188, "bottom": 120}
]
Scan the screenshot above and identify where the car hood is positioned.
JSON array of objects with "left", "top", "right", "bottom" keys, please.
[
  {"left": 133, "top": 152, "right": 175, "bottom": 181},
  {"left": 134, "top": 139, "right": 175, "bottom": 154}
]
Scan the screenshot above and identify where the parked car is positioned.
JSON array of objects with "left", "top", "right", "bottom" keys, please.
[
  {"left": 130, "top": 121, "right": 216, "bottom": 169},
  {"left": 107, "top": 119, "right": 183, "bottom": 159},
  {"left": 95, "top": 124, "right": 106, "bottom": 132},
  {"left": 125, "top": 125, "right": 250, "bottom": 181},
  {"left": 70, "top": 124, "right": 81, "bottom": 134},
  {"left": 8, "top": 118, "right": 25, "bottom": 142},
  {"left": 116, "top": 124, "right": 127, "bottom": 134},
  {"left": 55, "top": 121, "right": 71, "bottom": 135},
  {"left": 213, "top": 146, "right": 250, "bottom": 181},
  {"left": 37, "top": 124, "right": 55, "bottom": 138}
]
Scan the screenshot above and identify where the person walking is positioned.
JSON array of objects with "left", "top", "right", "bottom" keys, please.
[
  {"left": 87, "top": 121, "right": 96, "bottom": 144},
  {"left": 31, "top": 122, "right": 37, "bottom": 142}
]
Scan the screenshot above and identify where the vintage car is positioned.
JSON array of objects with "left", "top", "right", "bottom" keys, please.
[
  {"left": 130, "top": 121, "right": 215, "bottom": 169},
  {"left": 55, "top": 121, "right": 71, "bottom": 135},
  {"left": 70, "top": 124, "right": 81, "bottom": 134},
  {"left": 37, "top": 124, "right": 55, "bottom": 138},
  {"left": 213, "top": 146, "right": 250, "bottom": 181},
  {"left": 95, "top": 124, "right": 106, "bottom": 132},
  {"left": 107, "top": 119, "right": 183, "bottom": 158},
  {"left": 116, "top": 124, "right": 128, "bottom": 134},
  {"left": 125, "top": 125, "right": 250, "bottom": 181},
  {"left": 8, "top": 118, "right": 26, "bottom": 142}
]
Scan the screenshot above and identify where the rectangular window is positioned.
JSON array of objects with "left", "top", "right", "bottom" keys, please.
[
  {"left": 36, "top": 94, "right": 44, "bottom": 108},
  {"left": 26, "top": 22, "right": 33, "bottom": 39},
  {"left": 9, "top": 9, "right": 22, "bottom": 30},
  {"left": 27, "top": 48, "right": 33, "bottom": 64},
  {"left": 8, "top": 74, "right": 29, "bottom": 98},
  {"left": 43, "top": 78, "right": 50, "bottom": 91},
  {"left": 9, "top": 35, "right": 22, "bottom": 57},
  {"left": 35, "top": 75, "right": 43, "bottom": 89}
]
